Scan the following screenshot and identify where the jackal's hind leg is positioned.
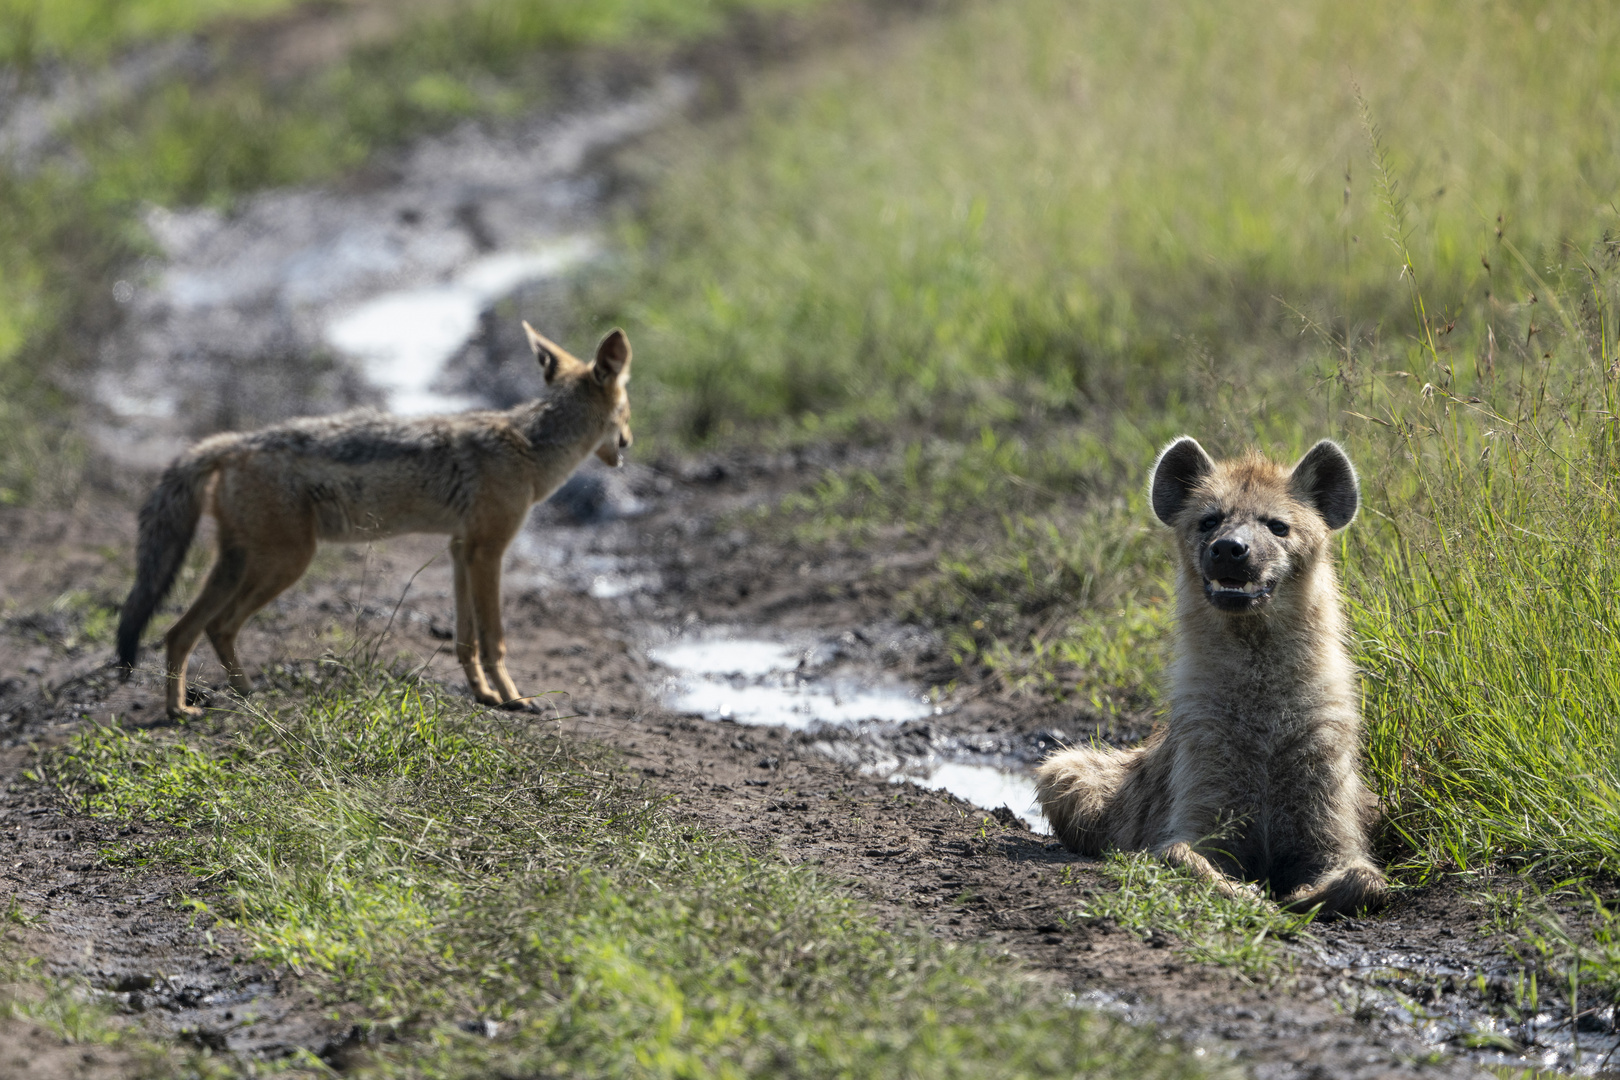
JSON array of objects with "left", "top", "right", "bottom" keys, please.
[
  {"left": 1035, "top": 746, "right": 1139, "bottom": 855},
  {"left": 205, "top": 533, "right": 315, "bottom": 699},
  {"left": 164, "top": 545, "right": 247, "bottom": 720}
]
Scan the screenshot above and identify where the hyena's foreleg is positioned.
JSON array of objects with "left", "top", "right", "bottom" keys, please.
[
  {"left": 1035, "top": 745, "right": 1141, "bottom": 854},
  {"left": 1155, "top": 840, "right": 1261, "bottom": 900}
]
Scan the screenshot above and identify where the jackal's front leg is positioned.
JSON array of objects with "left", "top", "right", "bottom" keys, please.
[
  {"left": 465, "top": 539, "right": 530, "bottom": 710},
  {"left": 449, "top": 537, "right": 500, "bottom": 705}
]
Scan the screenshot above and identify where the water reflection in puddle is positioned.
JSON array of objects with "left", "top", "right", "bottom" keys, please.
[
  {"left": 891, "top": 762, "right": 1050, "bottom": 834},
  {"left": 649, "top": 639, "right": 930, "bottom": 729},
  {"left": 650, "top": 635, "right": 1051, "bottom": 829},
  {"left": 325, "top": 236, "right": 597, "bottom": 415}
]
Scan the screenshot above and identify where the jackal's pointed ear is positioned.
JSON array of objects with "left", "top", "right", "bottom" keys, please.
[
  {"left": 523, "top": 321, "right": 572, "bottom": 384},
  {"left": 1150, "top": 437, "right": 1215, "bottom": 526},
  {"left": 591, "top": 328, "right": 631, "bottom": 386},
  {"left": 1290, "top": 439, "right": 1359, "bottom": 529}
]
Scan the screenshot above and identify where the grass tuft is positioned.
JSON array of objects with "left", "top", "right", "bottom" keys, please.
[{"left": 1071, "top": 853, "right": 1316, "bottom": 984}]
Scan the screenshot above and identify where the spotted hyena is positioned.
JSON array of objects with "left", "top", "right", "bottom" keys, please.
[{"left": 1036, "top": 437, "right": 1386, "bottom": 917}]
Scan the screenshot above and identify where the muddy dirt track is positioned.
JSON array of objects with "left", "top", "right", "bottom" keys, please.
[
  {"left": 2, "top": 0, "right": 1616, "bottom": 1075},
  {"left": 1, "top": 448, "right": 1611, "bottom": 1079}
]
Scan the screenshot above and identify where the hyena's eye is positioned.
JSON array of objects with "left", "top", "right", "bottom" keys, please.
[
  {"left": 1198, "top": 513, "right": 1222, "bottom": 532},
  {"left": 1267, "top": 519, "right": 1290, "bottom": 537}
]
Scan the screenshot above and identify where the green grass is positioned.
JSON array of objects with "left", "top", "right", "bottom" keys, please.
[
  {"left": 45, "top": 667, "right": 1217, "bottom": 1078},
  {"left": 0, "top": 0, "right": 304, "bottom": 66},
  {"left": 70, "top": 0, "right": 829, "bottom": 210},
  {"left": 582, "top": 0, "right": 1620, "bottom": 880},
  {"left": 1070, "top": 854, "right": 1316, "bottom": 984},
  {"left": 601, "top": 0, "right": 1620, "bottom": 447}
]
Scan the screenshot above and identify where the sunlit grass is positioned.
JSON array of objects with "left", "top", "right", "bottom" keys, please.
[
  {"left": 601, "top": 0, "right": 1620, "bottom": 447},
  {"left": 1070, "top": 853, "right": 1316, "bottom": 983},
  {"left": 0, "top": 0, "right": 301, "bottom": 66},
  {"left": 49, "top": 668, "right": 1217, "bottom": 1078}
]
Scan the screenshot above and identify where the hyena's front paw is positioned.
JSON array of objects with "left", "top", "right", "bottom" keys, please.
[
  {"left": 1213, "top": 877, "right": 1265, "bottom": 902},
  {"left": 1280, "top": 865, "right": 1388, "bottom": 919}
]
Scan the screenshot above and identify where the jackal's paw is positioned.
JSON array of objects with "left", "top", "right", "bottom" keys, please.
[
  {"left": 166, "top": 703, "right": 206, "bottom": 722},
  {"left": 498, "top": 696, "right": 544, "bottom": 714}
]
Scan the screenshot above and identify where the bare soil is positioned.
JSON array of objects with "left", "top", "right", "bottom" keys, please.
[{"left": 0, "top": 447, "right": 1607, "bottom": 1079}]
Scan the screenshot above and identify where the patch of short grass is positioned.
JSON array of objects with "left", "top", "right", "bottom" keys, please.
[
  {"left": 1069, "top": 853, "right": 1315, "bottom": 984},
  {"left": 48, "top": 667, "right": 1219, "bottom": 1078},
  {"left": 0, "top": 0, "right": 302, "bottom": 66}
]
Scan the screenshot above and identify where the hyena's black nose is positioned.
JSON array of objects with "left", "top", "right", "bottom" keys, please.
[{"left": 1209, "top": 537, "right": 1249, "bottom": 574}]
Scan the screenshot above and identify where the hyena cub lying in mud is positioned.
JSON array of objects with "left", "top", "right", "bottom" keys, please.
[
  {"left": 117, "top": 325, "right": 633, "bottom": 720},
  {"left": 1036, "top": 437, "right": 1387, "bottom": 917}
]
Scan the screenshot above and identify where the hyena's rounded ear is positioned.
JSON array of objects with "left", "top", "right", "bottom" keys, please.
[
  {"left": 523, "top": 320, "right": 570, "bottom": 384},
  {"left": 592, "top": 328, "right": 631, "bottom": 386},
  {"left": 1289, "top": 440, "right": 1359, "bottom": 530},
  {"left": 1149, "top": 437, "right": 1216, "bottom": 526}
]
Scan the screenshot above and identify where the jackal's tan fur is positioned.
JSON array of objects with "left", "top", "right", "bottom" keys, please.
[
  {"left": 117, "top": 325, "right": 633, "bottom": 719},
  {"left": 1036, "top": 437, "right": 1386, "bottom": 917}
]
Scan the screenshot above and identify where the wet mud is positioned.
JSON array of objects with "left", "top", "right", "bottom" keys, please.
[{"left": 4, "top": 1, "right": 1618, "bottom": 1075}]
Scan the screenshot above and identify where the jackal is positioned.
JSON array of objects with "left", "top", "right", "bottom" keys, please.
[
  {"left": 1036, "top": 437, "right": 1386, "bottom": 917},
  {"left": 116, "top": 324, "right": 633, "bottom": 719}
]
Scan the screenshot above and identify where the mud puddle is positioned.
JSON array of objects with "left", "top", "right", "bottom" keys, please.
[
  {"left": 91, "top": 73, "right": 693, "bottom": 468},
  {"left": 648, "top": 634, "right": 1050, "bottom": 833},
  {"left": 1304, "top": 931, "right": 1620, "bottom": 1076}
]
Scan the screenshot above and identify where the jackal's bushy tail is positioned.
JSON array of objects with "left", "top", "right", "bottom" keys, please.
[{"left": 116, "top": 449, "right": 221, "bottom": 668}]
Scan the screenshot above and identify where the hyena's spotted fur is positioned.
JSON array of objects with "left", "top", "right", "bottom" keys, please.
[{"left": 1036, "top": 437, "right": 1386, "bottom": 917}]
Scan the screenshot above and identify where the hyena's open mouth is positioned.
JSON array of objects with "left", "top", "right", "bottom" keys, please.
[{"left": 1203, "top": 577, "right": 1274, "bottom": 612}]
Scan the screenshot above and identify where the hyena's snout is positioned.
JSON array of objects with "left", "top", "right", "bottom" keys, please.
[
  {"left": 1200, "top": 527, "right": 1277, "bottom": 612},
  {"left": 1207, "top": 536, "right": 1249, "bottom": 578}
]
